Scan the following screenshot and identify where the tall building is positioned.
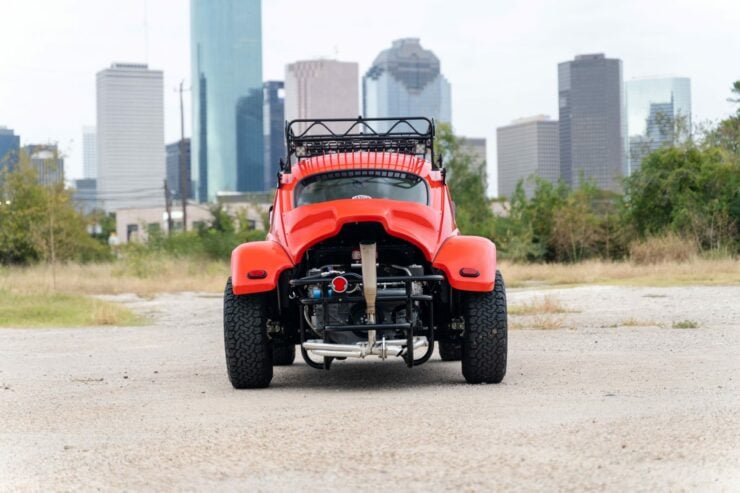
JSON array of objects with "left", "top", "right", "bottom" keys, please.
[
  {"left": 363, "top": 38, "right": 451, "bottom": 124},
  {"left": 284, "top": 59, "right": 359, "bottom": 134},
  {"left": 73, "top": 178, "right": 99, "bottom": 214},
  {"left": 24, "top": 144, "right": 65, "bottom": 186},
  {"left": 166, "top": 139, "right": 192, "bottom": 201},
  {"left": 191, "top": 0, "right": 264, "bottom": 202},
  {"left": 558, "top": 53, "right": 625, "bottom": 191},
  {"left": 82, "top": 126, "right": 98, "bottom": 179},
  {"left": 460, "top": 136, "right": 488, "bottom": 186},
  {"left": 96, "top": 63, "right": 165, "bottom": 211},
  {"left": 0, "top": 127, "right": 20, "bottom": 173},
  {"left": 263, "top": 80, "right": 285, "bottom": 190},
  {"left": 460, "top": 137, "right": 487, "bottom": 168},
  {"left": 497, "top": 115, "right": 560, "bottom": 198},
  {"left": 626, "top": 77, "right": 691, "bottom": 174}
]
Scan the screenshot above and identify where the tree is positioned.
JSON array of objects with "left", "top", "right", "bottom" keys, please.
[
  {"left": 623, "top": 146, "right": 738, "bottom": 252},
  {"left": 434, "top": 123, "right": 495, "bottom": 237},
  {"left": 0, "top": 151, "right": 108, "bottom": 266}
]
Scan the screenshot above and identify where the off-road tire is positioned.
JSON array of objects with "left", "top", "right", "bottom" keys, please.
[
  {"left": 272, "top": 343, "right": 296, "bottom": 366},
  {"left": 438, "top": 341, "right": 462, "bottom": 361},
  {"left": 461, "top": 270, "right": 507, "bottom": 384},
  {"left": 223, "top": 277, "right": 273, "bottom": 388}
]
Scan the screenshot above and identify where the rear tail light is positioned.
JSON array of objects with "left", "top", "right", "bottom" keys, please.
[
  {"left": 459, "top": 268, "right": 480, "bottom": 278},
  {"left": 247, "top": 270, "right": 267, "bottom": 279},
  {"left": 331, "top": 276, "right": 348, "bottom": 293}
]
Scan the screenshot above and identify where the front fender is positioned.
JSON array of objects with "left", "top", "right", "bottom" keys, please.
[
  {"left": 432, "top": 235, "right": 497, "bottom": 292},
  {"left": 230, "top": 241, "right": 294, "bottom": 295}
]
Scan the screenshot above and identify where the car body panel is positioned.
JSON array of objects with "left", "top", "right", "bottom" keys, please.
[
  {"left": 432, "top": 235, "right": 497, "bottom": 292},
  {"left": 232, "top": 151, "right": 496, "bottom": 294},
  {"left": 231, "top": 240, "right": 294, "bottom": 295}
]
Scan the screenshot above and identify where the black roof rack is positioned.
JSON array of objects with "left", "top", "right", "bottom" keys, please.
[{"left": 283, "top": 116, "right": 435, "bottom": 173}]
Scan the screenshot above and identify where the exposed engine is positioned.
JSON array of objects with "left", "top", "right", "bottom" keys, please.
[
  {"left": 298, "top": 222, "right": 429, "bottom": 346},
  {"left": 303, "top": 261, "right": 424, "bottom": 344}
]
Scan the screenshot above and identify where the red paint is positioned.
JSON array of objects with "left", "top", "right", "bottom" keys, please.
[{"left": 231, "top": 152, "right": 498, "bottom": 295}]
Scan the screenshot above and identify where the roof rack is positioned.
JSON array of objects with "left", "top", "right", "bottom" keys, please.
[{"left": 283, "top": 116, "right": 435, "bottom": 173}]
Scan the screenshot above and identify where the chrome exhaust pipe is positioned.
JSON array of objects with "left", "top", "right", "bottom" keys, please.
[
  {"left": 360, "top": 241, "right": 377, "bottom": 349},
  {"left": 302, "top": 337, "right": 428, "bottom": 360}
]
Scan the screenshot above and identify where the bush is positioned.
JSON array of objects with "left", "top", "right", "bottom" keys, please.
[{"left": 629, "top": 233, "right": 698, "bottom": 264}]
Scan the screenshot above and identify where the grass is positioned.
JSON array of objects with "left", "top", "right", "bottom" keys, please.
[
  {"left": 0, "top": 290, "right": 141, "bottom": 328},
  {"left": 500, "top": 257, "right": 740, "bottom": 288},
  {"left": 0, "top": 257, "right": 228, "bottom": 297},
  {"left": 3, "top": 257, "right": 735, "bottom": 300},
  {"left": 510, "top": 314, "right": 567, "bottom": 330},
  {"left": 508, "top": 295, "right": 572, "bottom": 330},
  {"left": 509, "top": 295, "right": 576, "bottom": 316},
  {"left": 672, "top": 319, "right": 699, "bottom": 329},
  {"left": 620, "top": 317, "right": 659, "bottom": 327}
]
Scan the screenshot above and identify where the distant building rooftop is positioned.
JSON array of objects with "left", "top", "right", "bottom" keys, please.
[
  {"left": 510, "top": 115, "right": 553, "bottom": 125},
  {"left": 575, "top": 53, "right": 605, "bottom": 61},
  {"left": 110, "top": 63, "right": 149, "bottom": 70}
]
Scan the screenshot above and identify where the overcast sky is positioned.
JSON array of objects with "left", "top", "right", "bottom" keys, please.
[{"left": 1, "top": 0, "right": 738, "bottom": 196}]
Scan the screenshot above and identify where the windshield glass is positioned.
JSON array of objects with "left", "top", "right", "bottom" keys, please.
[{"left": 295, "top": 169, "right": 428, "bottom": 207}]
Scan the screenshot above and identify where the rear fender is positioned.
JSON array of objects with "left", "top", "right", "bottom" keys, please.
[
  {"left": 231, "top": 241, "right": 294, "bottom": 295},
  {"left": 432, "top": 236, "right": 497, "bottom": 292}
]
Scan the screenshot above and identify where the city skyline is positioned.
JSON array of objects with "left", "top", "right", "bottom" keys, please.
[{"left": 1, "top": 0, "right": 738, "bottom": 197}]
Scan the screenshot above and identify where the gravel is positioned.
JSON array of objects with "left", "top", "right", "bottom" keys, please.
[{"left": 1, "top": 285, "right": 738, "bottom": 492}]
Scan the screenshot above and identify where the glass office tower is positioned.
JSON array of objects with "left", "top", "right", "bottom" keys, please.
[
  {"left": 191, "top": 0, "right": 264, "bottom": 202},
  {"left": 263, "top": 81, "right": 285, "bottom": 191},
  {"left": 363, "top": 38, "right": 451, "bottom": 125},
  {"left": 626, "top": 77, "right": 691, "bottom": 174}
]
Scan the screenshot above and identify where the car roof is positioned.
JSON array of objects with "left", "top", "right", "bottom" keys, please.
[{"left": 289, "top": 151, "right": 432, "bottom": 181}]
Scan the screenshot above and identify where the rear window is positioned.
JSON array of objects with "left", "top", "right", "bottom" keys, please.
[{"left": 295, "top": 169, "right": 428, "bottom": 207}]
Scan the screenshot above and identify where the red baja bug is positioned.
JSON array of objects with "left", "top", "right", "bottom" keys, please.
[{"left": 224, "top": 117, "right": 507, "bottom": 388}]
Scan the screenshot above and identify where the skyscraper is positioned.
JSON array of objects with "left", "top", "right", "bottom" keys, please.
[
  {"left": 626, "top": 77, "right": 691, "bottom": 174},
  {"left": 284, "top": 59, "right": 359, "bottom": 134},
  {"left": 82, "top": 126, "right": 98, "bottom": 179},
  {"left": 263, "top": 80, "right": 285, "bottom": 190},
  {"left": 0, "top": 127, "right": 20, "bottom": 173},
  {"left": 497, "top": 116, "right": 560, "bottom": 198},
  {"left": 460, "top": 136, "right": 488, "bottom": 187},
  {"left": 23, "top": 144, "right": 65, "bottom": 186},
  {"left": 558, "top": 53, "right": 625, "bottom": 191},
  {"left": 96, "top": 63, "right": 165, "bottom": 211},
  {"left": 166, "top": 139, "right": 191, "bottom": 200},
  {"left": 363, "top": 38, "right": 451, "bottom": 124},
  {"left": 191, "top": 0, "right": 264, "bottom": 202}
]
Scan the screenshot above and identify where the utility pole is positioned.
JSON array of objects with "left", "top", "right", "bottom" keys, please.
[
  {"left": 164, "top": 179, "right": 173, "bottom": 236},
  {"left": 178, "top": 80, "right": 188, "bottom": 232}
]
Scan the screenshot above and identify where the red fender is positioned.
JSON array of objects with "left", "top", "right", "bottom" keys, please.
[
  {"left": 230, "top": 241, "right": 294, "bottom": 295},
  {"left": 432, "top": 236, "right": 497, "bottom": 292}
]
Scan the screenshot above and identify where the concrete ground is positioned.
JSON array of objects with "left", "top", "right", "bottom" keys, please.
[{"left": 1, "top": 285, "right": 738, "bottom": 492}]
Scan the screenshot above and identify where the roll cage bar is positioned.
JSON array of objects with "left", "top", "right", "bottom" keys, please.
[{"left": 283, "top": 116, "right": 436, "bottom": 173}]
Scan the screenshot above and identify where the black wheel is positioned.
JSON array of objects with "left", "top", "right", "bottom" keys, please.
[
  {"left": 272, "top": 342, "right": 296, "bottom": 366},
  {"left": 461, "top": 270, "right": 507, "bottom": 384},
  {"left": 438, "top": 341, "right": 462, "bottom": 361},
  {"left": 223, "top": 277, "right": 273, "bottom": 388}
]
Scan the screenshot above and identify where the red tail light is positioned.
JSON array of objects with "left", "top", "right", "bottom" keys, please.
[{"left": 331, "top": 276, "right": 348, "bottom": 293}]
